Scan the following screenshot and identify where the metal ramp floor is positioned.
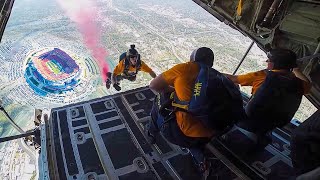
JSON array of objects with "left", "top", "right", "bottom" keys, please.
[
  {"left": 45, "top": 86, "right": 296, "bottom": 180},
  {"left": 209, "top": 126, "right": 296, "bottom": 180}
]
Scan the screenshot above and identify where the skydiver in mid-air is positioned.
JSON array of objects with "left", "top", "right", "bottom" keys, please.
[{"left": 106, "top": 44, "right": 156, "bottom": 91}]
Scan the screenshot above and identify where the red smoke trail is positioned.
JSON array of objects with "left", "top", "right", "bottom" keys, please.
[{"left": 56, "top": 0, "right": 109, "bottom": 82}]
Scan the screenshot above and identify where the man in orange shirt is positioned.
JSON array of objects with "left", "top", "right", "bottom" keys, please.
[
  {"left": 106, "top": 45, "right": 156, "bottom": 91},
  {"left": 224, "top": 49, "right": 311, "bottom": 96},
  {"left": 224, "top": 48, "right": 312, "bottom": 145},
  {"left": 147, "top": 47, "right": 244, "bottom": 177}
]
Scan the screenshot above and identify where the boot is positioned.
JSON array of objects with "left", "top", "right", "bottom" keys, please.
[
  {"left": 190, "top": 148, "right": 214, "bottom": 180},
  {"left": 113, "top": 83, "right": 121, "bottom": 91},
  {"left": 192, "top": 155, "right": 213, "bottom": 180}
]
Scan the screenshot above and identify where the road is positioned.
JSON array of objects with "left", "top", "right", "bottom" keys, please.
[{"left": 17, "top": 138, "right": 36, "bottom": 164}]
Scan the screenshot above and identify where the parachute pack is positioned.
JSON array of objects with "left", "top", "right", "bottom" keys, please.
[
  {"left": 172, "top": 63, "right": 246, "bottom": 131},
  {"left": 244, "top": 71, "right": 303, "bottom": 133}
]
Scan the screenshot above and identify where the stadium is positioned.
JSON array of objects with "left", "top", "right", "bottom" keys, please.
[{"left": 24, "top": 48, "right": 81, "bottom": 96}]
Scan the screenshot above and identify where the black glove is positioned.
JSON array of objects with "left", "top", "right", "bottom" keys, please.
[{"left": 113, "top": 83, "right": 121, "bottom": 91}]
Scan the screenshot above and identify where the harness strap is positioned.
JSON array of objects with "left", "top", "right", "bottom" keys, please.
[
  {"left": 236, "top": 0, "right": 243, "bottom": 16},
  {"left": 171, "top": 62, "right": 209, "bottom": 112},
  {"left": 171, "top": 93, "right": 189, "bottom": 110}
]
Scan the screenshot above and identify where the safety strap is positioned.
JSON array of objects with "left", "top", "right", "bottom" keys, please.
[
  {"left": 171, "top": 93, "right": 189, "bottom": 110},
  {"left": 171, "top": 62, "right": 209, "bottom": 112},
  {"left": 236, "top": 0, "right": 243, "bottom": 16}
]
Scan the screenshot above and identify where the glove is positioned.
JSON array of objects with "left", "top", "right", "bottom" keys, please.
[{"left": 105, "top": 79, "right": 111, "bottom": 89}]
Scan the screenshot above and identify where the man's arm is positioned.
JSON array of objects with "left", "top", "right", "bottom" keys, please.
[
  {"left": 222, "top": 73, "right": 239, "bottom": 84},
  {"left": 140, "top": 61, "right": 156, "bottom": 78},
  {"left": 149, "top": 74, "right": 174, "bottom": 93},
  {"left": 293, "top": 68, "right": 312, "bottom": 94},
  {"left": 293, "top": 68, "right": 310, "bottom": 83}
]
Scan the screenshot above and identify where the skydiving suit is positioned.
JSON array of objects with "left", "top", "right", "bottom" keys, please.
[
  {"left": 106, "top": 52, "right": 154, "bottom": 91},
  {"left": 113, "top": 53, "right": 153, "bottom": 81}
]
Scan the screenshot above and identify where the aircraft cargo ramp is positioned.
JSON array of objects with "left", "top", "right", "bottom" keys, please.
[{"left": 44, "top": 86, "right": 297, "bottom": 180}]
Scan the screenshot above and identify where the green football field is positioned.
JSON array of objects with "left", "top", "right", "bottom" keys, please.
[{"left": 47, "top": 61, "right": 61, "bottom": 74}]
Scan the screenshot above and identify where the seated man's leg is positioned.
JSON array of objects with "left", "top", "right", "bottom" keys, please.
[
  {"left": 148, "top": 103, "right": 160, "bottom": 134},
  {"left": 146, "top": 92, "right": 212, "bottom": 175},
  {"left": 145, "top": 92, "right": 172, "bottom": 144},
  {"left": 145, "top": 98, "right": 162, "bottom": 144},
  {"left": 291, "top": 111, "right": 320, "bottom": 176},
  {"left": 237, "top": 119, "right": 272, "bottom": 148},
  {"left": 146, "top": 92, "right": 184, "bottom": 144},
  {"left": 236, "top": 105, "right": 274, "bottom": 147},
  {"left": 291, "top": 131, "right": 313, "bottom": 176},
  {"left": 241, "top": 104, "right": 274, "bottom": 135},
  {"left": 296, "top": 167, "right": 320, "bottom": 180},
  {"left": 161, "top": 117, "right": 211, "bottom": 173},
  {"left": 189, "top": 146, "right": 212, "bottom": 174}
]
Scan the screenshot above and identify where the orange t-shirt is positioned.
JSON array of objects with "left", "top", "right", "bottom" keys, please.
[
  {"left": 237, "top": 70, "right": 311, "bottom": 95},
  {"left": 113, "top": 59, "right": 153, "bottom": 76},
  {"left": 162, "top": 62, "right": 214, "bottom": 138}
]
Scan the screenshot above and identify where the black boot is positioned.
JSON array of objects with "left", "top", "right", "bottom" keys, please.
[{"left": 113, "top": 83, "right": 121, "bottom": 91}]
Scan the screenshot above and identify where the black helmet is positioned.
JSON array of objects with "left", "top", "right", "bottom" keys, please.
[
  {"left": 190, "top": 47, "right": 214, "bottom": 67},
  {"left": 267, "top": 49, "right": 297, "bottom": 69},
  {"left": 126, "top": 44, "right": 138, "bottom": 57}
]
